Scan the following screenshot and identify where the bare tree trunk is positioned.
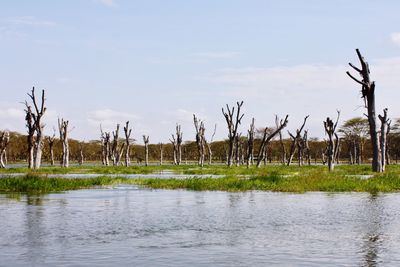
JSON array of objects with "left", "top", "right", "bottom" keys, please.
[
  {"left": 58, "top": 118, "right": 69, "bottom": 168},
  {"left": 0, "top": 132, "right": 10, "bottom": 168},
  {"left": 247, "top": 118, "right": 255, "bottom": 167},
  {"left": 287, "top": 115, "right": 309, "bottom": 166},
  {"left": 324, "top": 111, "right": 340, "bottom": 171},
  {"left": 123, "top": 121, "right": 132, "bottom": 167},
  {"left": 24, "top": 87, "right": 46, "bottom": 169},
  {"left": 256, "top": 115, "right": 289, "bottom": 167},
  {"left": 222, "top": 101, "right": 244, "bottom": 167},
  {"left": 143, "top": 135, "right": 149, "bottom": 166},
  {"left": 378, "top": 108, "right": 389, "bottom": 172},
  {"left": 111, "top": 124, "right": 120, "bottom": 166},
  {"left": 46, "top": 131, "right": 55, "bottom": 166},
  {"left": 193, "top": 114, "right": 206, "bottom": 166},
  {"left": 386, "top": 122, "right": 391, "bottom": 165},
  {"left": 235, "top": 133, "right": 241, "bottom": 167},
  {"left": 276, "top": 116, "right": 286, "bottom": 165},
  {"left": 159, "top": 143, "right": 163, "bottom": 165},
  {"left": 206, "top": 124, "right": 216, "bottom": 165},
  {"left": 78, "top": 142, "right": 84, "bottom": 166},
  {"left": 347, "top": 49, "right": 382, "bottom": 172}
]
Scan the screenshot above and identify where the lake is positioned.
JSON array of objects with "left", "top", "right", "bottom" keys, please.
[{"left": 1, "top": 186, "right": 400, "bottom": 266}]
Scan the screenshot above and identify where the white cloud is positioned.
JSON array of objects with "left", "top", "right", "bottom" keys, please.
[
  {"left": 201, "top": 56, "right": 400, "bottom": 138},
  {"left": 96, "top": 0, "right": 117, "bottom": 7},
  {"left": 87, "top": 109, "right": 140, "bottom": 130},
  {"left": 390, "top": 32, "right": 400, "bottom": 46},
  {"left": 7, "top": 16, "right": 56, "bottom": 27},
  {"left": 193, "top": 51, "right": 240, "bottom": 59}
]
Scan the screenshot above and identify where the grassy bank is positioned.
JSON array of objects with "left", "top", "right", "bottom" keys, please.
[
  {"left": 2, "top": 165, "right": 400, "bottom": 193},
  {"left": 132, "top": 171, "right": 400, "bottom": 193},
  {"left": 0, "top": 174, "right": 129, "bottom": 194}
]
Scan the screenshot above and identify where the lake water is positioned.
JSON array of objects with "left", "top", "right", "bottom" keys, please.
[{"left": 1, "top": 187, "right": 400, "bottom": 266}]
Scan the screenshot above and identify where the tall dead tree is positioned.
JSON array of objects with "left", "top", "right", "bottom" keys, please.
[
  {"left": 159, "top": 143, "right": 164, "bottom": 165},
  {"left": 386, "top": 121, "right": 391, "bottom": 165},
  {"left": 234, "top": 133, "right": 242, "bottom": 167},
  {"left": 111, "top": 124, "right": 125, "bottom": 166},
  {"left": 171, "top": 124, "right": 183, "bottom": 165},
  {"left": 24, "top": 87, "right": 46, "bottom": 169},
  {"left": 46, "top": 130, "right": 56, "bottom": 166},
  {"left": 246, "top": 118, "right": 255, "bottom": 167},
  {"left": 378, "top": 108, "right": 390, "bottom": 172},
  {"left": 170, "top": 136, "right": 177, "bottom": 165},
  {"left": 24, "top": 105, "right": 35, "bottom": 168},
  {"left": 222, "top": 101, "right": 244, "bottom": 167},
  {"left": 58, "top": 118, "right": 69, "bottom": 168},
  {"left": 78, "top": 142, "right": 84, "bottom": 166},
  {"left": 0, "top": 131, "right": 10, "bottom": 168},
  {"left": 287, "top": 115, "right": 309, "bottom": 166},
  {"left": 275, "top": 115, "right": 287, "bottom": 165},
  {"left": 100, "top": 126, "right": 111, "bottom": 166},
  {"left": 323, "top": 111, "right": 340, "bottom": 171},
  {"left": 123, "top": 121, "right": 132, "bottom": 167},
  {"left": 206, "top": 124, "right": 216, "bottom": 165},
  {"left": 143, "top": 135, "right": 149, "bottom": 166},
  {"left": 193, "top": 114, "right": 206, "bottom": 167},
  {"left": 256, "top": 115, "right": 289, "bottom": 167},
  {"left": 303, "top": 130, "right": 311, "bottom": 165},
  {"left": 347, "top": 49, "right": 382, "bottom": 172}
]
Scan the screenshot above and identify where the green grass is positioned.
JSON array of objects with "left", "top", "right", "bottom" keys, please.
[
  {"left": 132, "top": 171, "right": 400, "bottom": 193},
  {"left": 2, "top": 164, "right": 400, "bottom": 193},
  {"left": 0, "top": 174, "right": 130, "bottom": 194}
]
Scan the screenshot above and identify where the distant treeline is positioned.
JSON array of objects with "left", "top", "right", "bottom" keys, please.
[{"left": 4, "top": 126, "right": 400, "bottom": 165}]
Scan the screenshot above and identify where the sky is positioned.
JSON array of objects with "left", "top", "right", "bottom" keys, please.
[{"left": 1, "top": 0, "right": 400, "bottom": 143}]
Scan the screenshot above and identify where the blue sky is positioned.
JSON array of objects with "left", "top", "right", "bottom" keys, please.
[{"left": 1, "top": 0, "right": 400, "bottom": 143}]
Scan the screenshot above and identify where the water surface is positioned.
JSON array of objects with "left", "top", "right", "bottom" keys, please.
[{"left": 1, "top": 187, "right": 400, "bottom": 266}]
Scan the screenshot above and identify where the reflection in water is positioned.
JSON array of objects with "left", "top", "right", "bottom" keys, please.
[
  {"left": 361, "top": 195, "right": 384, "bottom": 267},
  {"left": 1, "top": 189, "right": 400, "bottom": 266}
]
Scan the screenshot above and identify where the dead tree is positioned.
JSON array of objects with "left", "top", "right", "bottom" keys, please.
[
  {"left": 0, "top": 131, "right": 10, "bottom": 168},
  {"left": 100, "top": 125, "right": 111, "bottom": 166},
  {"left": 347, "top": 49, "right": 382, "bottom": 172},
  {"left": 143, "top": 135, "right": 149, "bottom": 166},
  {"left": 323, "top": 110, "right": 340, "bottom": 171},
  {"left": 58, "top": 118, "right": 69, "bottom": 168},
  {"left": 46, "top": 130, "right": 56, "bottom": 166},
  {"left": 24, "top": 105, "right": 35, "bottom": 168},
  {"left": 25, "top": 87, "right": 46, "bottom": 169},
  {"left": 170, "top": 136, "right": 177, "bottom": 165},
  {"left": 378, "top": 108, "right": 390, "bottom": 172},
  {"left": 276, "top": 115, "right": 287, "bottom": 165},
  {"left": 206, "top": 124, "right": 216, "bottom": 165},
  {"left": 111, "top": 124, "right": 125, "bottom": 166},
  {"left": 303, "top": 130, "right": 311, "bottom": 165},
  {"left": 256, "top": 115, "right": 289, "bottom": 167},
  {"left": 386, "top": 121, "right": 391, "bottom": 165},
  {"left": 287, "top": 115, "right": 309, "bottom": 166},
  {"left": 78, "top": 142, "right": 84, "bottom": 166},
  {"left": 159, "top": 143, "right": 164, "bottom": 165},
  {"left": 172, "top": 124, "right": 183, "bottom": 165},
  {"left": 193, "top": 114, "right": 206, "bottom": 167},
  {"left": 123, "top": 121, "right": 132, "bottom": 167},
  {"left": 222, "top": 101, "right": 244, "bottom": 167},
  {"left": 246, "top": 118, "right": 255, "bottom": 167},
  {"left": 234, "top": 133, "right": 242, "bottom": 167}
]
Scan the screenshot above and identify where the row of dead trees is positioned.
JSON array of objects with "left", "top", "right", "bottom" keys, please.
[{"left": 0, "top": 49, "right": 388, "bottom": 173}]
